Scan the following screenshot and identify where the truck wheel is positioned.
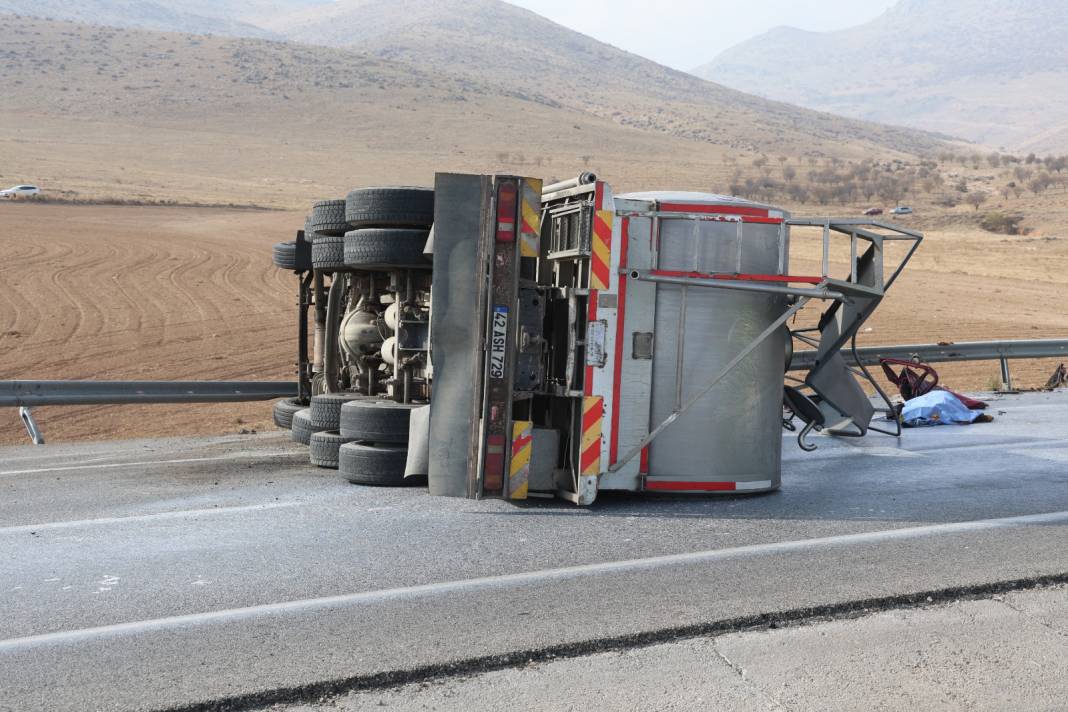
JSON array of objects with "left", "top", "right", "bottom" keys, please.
[
  {"left": 304, "top": 217, "right": 330, "bottom": 243},
  {"left": 309, "top": 430, "right": 355, "bottom": 469},
  {"left": 311, "top": 234, "right": 346, "bottom": 271},
  {"left": 309, "top": 199, "right": 349, "bottom": 236},
  {"left": 343, "top": 228, "right": 430, "bottom": 270},
  {"left": 345, "top": 187, "right": 434, "bottom": 229},
  {"left": 291, "top": 408, "right": 317, "bottom": 445},
  {"left": 272, "top": 241, "right": 312, "bottom": 271},
  {"left": 339, "top": 442, "right": 411, "bottom": 486},
  {"left": 339, "top": 400, "right": 418, "bottom": 443},
  {"left": 310, "top": 392, "right": 370, "bottom": 431},
  {"left": 272, "top": 397, "right": 306, "bottom": 429}
]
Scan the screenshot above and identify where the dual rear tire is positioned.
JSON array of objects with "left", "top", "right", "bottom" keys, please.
[{"left": 337, "top": 400, "right": 422, "bottom": 485}]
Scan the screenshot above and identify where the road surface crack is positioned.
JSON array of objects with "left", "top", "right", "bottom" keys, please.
[
  {"left": 995, "top": 592, "right": 1068, "bottom": 640},
  {"left": 710, "top": 639, "right": 791, "bottom": 711}
]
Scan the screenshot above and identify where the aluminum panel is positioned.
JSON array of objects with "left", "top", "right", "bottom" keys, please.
[
  {"left": 428, "top": 173, "right": 490, "bottom": 498},
  {"left": 648, "top": 219, "right": 787, "bottom": 487},
  {"left": 600, "top": 215, "right": 655, "bottom": 490}
]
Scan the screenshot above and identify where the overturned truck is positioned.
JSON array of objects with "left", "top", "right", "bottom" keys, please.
[{"left": 272, "top": 173, "right": 921, "bottom": 504}]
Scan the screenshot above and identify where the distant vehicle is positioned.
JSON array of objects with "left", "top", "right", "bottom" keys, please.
[
  {"left": 0, "top": 185, "right": 41, "bottom": 199},
  {"left": 863, "top": 207, "right": 883, "bottom": 216},
  {"left": 891, "top": 206, "right": 913, "bottom": 215}
]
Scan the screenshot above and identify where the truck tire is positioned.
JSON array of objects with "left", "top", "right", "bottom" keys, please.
[
  {"left": 309, "top": 199, "right": 349, "bottom": 236},
  {"left": 343, "top": 228, "right": 430, "bottom": 270},
  {"left": 345, "top": 187, "right": 434, "bottom": 229},
  {"left": 339, "top": 442, "right": 410, "bottom": 486},
  {"left": 304, "top": 217, "right": 331, "bottom": 244},
  {"left": 272, "top": 397, "right": 306, "bottom": 429},
  {"left": 272, "top": 241, "right": 312, "bottom": 271},
  {"left": 339, "top": 400, "right": 416, "bottom": 444},
  {"left": 312, "top": 234, "right": 346, "bottom": 271},
  {"left": 291, "top": 408, "right": 316, "bottom": 445},
  {"left": 309, "top": 430, "right": 355, "bottom": 469},
  {"left": 310, "top": 392, "right": 370, "bottom": 431}
]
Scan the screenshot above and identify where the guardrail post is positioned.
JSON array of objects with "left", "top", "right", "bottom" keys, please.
[
  {"left": 19, "top": 407, "right": 44, "bottom": 445},
  {"left": 1000, "top": 356, "right": 1014, "bottom": 391}
]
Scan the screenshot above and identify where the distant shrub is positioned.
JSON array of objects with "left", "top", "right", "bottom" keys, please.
[{"left": 979, "top": 212, "right": 1023, "bottom": 235}]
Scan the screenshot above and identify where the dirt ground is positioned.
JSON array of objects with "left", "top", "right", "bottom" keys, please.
[
  {"left": 0, "top": 203, "right": 300, "bottom": 444},
  {"left": 1, "top": 202, "right": 1066, "bottom": 445}
]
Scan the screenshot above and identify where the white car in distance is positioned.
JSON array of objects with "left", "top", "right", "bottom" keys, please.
[{"left": 0, "top": 184, "right": 41, "bottom": 199}]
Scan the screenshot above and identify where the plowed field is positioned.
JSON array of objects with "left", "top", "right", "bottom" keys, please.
[{"left": 0, "top": 203, "right": 299, "bottom": 444}]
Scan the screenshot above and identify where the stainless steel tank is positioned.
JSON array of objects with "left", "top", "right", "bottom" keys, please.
[{"left": 620, "top": 192, "right": 790, "bottom": 492}]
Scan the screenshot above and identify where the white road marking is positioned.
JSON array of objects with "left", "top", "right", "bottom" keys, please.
[
  {"left": 0, "top": 501, "right": 303, "bottom": 534},
  {"left": 2, "top": 508, "right": 1066, "bottom": 653},
  {"left": 0, "top": 451, "right": 302, "bottom": 477}
]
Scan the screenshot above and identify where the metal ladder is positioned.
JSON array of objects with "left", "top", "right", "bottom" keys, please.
[{"left": 787, "top": 219, "right": 922, "bottom": 436}]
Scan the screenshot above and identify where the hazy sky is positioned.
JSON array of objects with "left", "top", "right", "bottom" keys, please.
[{"left": 506, "top": 0, "right": 899, "bottom": 70}]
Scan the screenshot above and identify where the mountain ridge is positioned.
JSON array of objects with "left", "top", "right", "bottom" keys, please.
[
  {"left": 693, "top": 0, "right": 1068, "bottom": 153},
  {"left": 258, "top": 0, "right": 949, "bottom": 156}
]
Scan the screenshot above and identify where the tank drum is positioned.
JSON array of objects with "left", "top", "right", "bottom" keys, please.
[{"left": 648, "top": 215, "right": 787, "bottom": 490}]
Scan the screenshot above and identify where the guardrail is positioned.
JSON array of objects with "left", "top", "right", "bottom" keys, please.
[
  {"left": 792, "top": 338, "right": 1068, "bottom": 390},
  {"left": 1, "top": 380, "right": 297, "bottom": 444}
]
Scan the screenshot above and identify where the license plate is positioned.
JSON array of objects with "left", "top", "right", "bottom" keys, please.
[{"left": 489, "top": 306, "right": 508, "bottom": 379}]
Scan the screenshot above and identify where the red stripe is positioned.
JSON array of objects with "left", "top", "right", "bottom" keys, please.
[
  {"left": 591, "top": 256, "right": 611, "bottom": 288},
  {"left": 580, "top": 440, "right": 600, "bottom": 472},
  {"left": 658, "top": 202, "right": 769, "bottom": 218},
  {"left": 594, "top": 216, "right": 612, "bottom": 243},
  {"left": 609, "top": 217, "right": 629, "bottom": 466},
  {"left": 742, "top": 216, "right": 784, "bottom": 224},
  {"left": 512, "top": 433, "right": 532, "bottom": 456},
  {"left": 582, "top": 400, "right": 601, "bottom": 433},
  {"left": 639, "top": 446, "right": 649, "bottom": 475},
  {"left": 649, "top": 270, "right": 822, "bottom": 285},
  {"left": 645, "top": 480, "right": 738, "bottom": 492}
]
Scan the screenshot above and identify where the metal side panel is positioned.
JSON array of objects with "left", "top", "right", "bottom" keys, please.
[
  {"left": 428, "top": 173, "right": 492, "bottom": 498},
  {"left": 647, "top": 218, "right": 785, "bottom": 485},
  {"left": 600, "top": 215, "right": 655, "bottom": 491}
]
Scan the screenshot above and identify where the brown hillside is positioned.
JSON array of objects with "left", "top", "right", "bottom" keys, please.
[
  {"left": 0, "top": 15, "right": 949, "bottom": 208},
  {"left": 266, "top": 0, "right": 949, "bottom": 157}
]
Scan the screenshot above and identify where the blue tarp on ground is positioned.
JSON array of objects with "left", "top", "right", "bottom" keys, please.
[{"left": 902, "top": 390, "right": 983, "bottom": 426}]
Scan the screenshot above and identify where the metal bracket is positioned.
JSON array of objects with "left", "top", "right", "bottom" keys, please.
[{"left": 19, "top": 407, "right": 44, "bottom": 445}]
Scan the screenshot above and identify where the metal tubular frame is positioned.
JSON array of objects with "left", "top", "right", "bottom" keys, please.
[
  {"left": 631, "top": 270, "right": 847, "bottom": 301},
  {"left": 785, "top": 218, "right": 923, "bottom": 294},
  {"left": 615, "top": 217, "right": 923, "bottom": 469}
]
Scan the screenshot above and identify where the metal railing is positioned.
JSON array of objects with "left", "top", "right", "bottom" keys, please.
[
  {"left": 792, "top": 338, "right": 1068, "bottom": 390},
  {"left": 1, "top": 380, "right": 297, "bottom": 444}
]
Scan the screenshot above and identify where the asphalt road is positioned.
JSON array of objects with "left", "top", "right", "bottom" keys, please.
[{"left": 1, "top": 391, "right": 1067, "bottom": 711}]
